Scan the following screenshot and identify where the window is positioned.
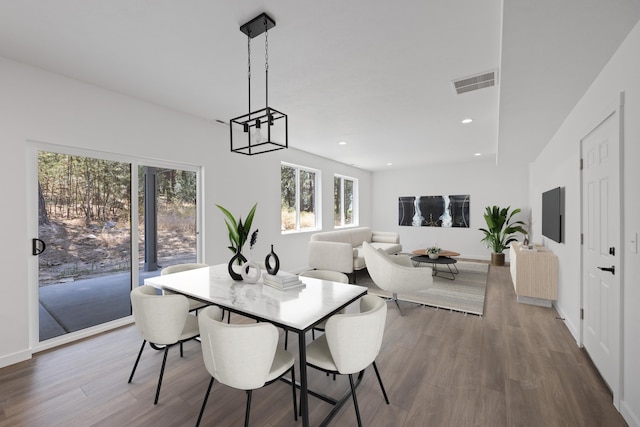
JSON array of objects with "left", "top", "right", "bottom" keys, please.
[
  {"left": 281, "top": 163, "right": 320, "bottom": 232},
  {"left": 334, "top": 175, "right": 358, "bottom": 227}
]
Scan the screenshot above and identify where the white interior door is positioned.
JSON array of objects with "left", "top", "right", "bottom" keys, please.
[{"left": 581, "top": 103, "right": 622, "bottom": 406}]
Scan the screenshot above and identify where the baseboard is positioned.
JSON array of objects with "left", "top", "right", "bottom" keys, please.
[
  {"left": 554, "top": 301, "right": 580, "bottom": 345},
  {"left": 621, "top": 400, "right": 640, "bottom": 427},
  {"left": 517, "top": 295, "right": 552, "bottom": 307},
  {"left": 0, "top": 349, "right": 32, "bottom": 369}
]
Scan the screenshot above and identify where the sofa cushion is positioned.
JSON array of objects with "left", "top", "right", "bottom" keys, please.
[
  {"left": 371, "top": 231, "right": 400, "bottom": 244},
  {"left": 368, "top": 242, "right": 402, "bottom": 255},
  {"left": 310, "top": 229, "right": 354, "bottom": 245},
  {"left": 349, "top": 228, "right": 373, "bottom": 247}
]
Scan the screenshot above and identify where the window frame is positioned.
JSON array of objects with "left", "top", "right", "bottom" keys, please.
[
  {"left": 281, "top": 162, "right": 321, "bottom": 234},
  {"left": 334, "top": 174, "right": 358, "bottom": 228}
]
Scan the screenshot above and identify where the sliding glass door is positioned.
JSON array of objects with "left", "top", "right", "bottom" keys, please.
[{"left": 36, "top": 148, "right": 199, "bottom": 342}]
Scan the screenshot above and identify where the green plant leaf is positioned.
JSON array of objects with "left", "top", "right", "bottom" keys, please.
[
  {"left": 217, "top": 203, "right": 258, "bottom": 255},
  {"left": 479, "top": 205, "right": 526, "bottom": 253}
]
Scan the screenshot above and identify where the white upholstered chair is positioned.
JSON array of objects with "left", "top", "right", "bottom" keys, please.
[
  {"left": 362, "top": 241, "right": 433, "bottom": 316},
  {"left": 161, "top": 263, "right": 209, "bottom": 312},
  {"left": 305, "top": 295, "right": 389, "bottom": 427},
  {"left": 128, "top": 285, "right": 218, "bottom": 404},
  {"left": 299, "top": 269, "right": 350, "bottom": 284},
  {"left": 283, "top": 269, "right": 351, "bottom": 348},
  {"left": 196, "top": 306, "right": 298, "bottom": 427}
]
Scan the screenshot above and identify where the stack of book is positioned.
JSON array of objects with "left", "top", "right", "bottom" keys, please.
[{"left": 262, "top": 271, "right": 305, "bottom": 290}]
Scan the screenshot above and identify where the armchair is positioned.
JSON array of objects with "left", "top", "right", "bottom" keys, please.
[{"left": 362, "top": 241, "right": 433, "bottom": 316}]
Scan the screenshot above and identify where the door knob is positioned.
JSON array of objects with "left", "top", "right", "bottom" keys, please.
[{"left": 597, "top": 265, "right": 615, "bottom": 275}]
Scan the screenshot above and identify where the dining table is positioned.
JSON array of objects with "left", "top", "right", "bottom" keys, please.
[{"left": 144, "top": 263, "right": 368, "bottom": 427}]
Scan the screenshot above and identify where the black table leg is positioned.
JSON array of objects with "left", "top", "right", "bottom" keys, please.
[{"left": 298, "top": 330, "right": 309, "bottom": 427}]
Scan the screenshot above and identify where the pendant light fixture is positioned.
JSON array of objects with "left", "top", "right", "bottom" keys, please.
[{"left": 230, "top": 13, "right": 288, "bottom": 155}]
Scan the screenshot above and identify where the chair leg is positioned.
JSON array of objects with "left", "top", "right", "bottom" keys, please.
[
  {"left": 154, "top": 346, "right": 170, "bottom": 405},
  {"left": 196, "top": 377, "right": 215, "bottom": 427},
  {"left": 244, "top": 390, "right": 253, "bottom": 427},
  {"left": 290, "top": 366, "right": 298, "bottom": 421},
  {"left": 128, "top": 340, "right": 146, "bottom": 383},
  {"left": 348, "top": 373, "right": 363, "bottom": 427},
  {"left": 372, "top": 361, "right": 390, "bottom": 404},
  {"left": 284, "top": 330, "right": 288, "bottom": 350},
  {"left": 180, "top": 341, "right": 184, "bottom": 357},
  {"left": 392, "top": 293, "right": 405, "bottom": 316}
]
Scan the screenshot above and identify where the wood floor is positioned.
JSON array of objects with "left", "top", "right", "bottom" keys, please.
[{"left": 0, "top": 265, "right": 627, "bottom": 426}]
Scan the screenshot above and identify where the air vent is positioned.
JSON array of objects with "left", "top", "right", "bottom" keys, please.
[{"left": 452, "top": 70, "right": 498, "bottom": 95}]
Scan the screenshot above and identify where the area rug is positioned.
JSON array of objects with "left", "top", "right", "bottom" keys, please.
[{"left": 356, "top": 260, "right": 489, "bottom": 316}]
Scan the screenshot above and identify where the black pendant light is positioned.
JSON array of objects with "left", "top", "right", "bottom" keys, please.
[{"left": 230, "top": 13, "right": 288, "bottom": 155}]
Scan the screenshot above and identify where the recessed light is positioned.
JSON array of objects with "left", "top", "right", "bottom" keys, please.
[
  {"left": 474, "top": 152, "right": 482, "bottom": 156},
  {"left": 338, "top": 141, "right": 347, "bottom": 145},
  {"left": 387, "top": 162, "right": 393, "bottom": 166},
  {"left": 462, "top": 118, "right": 473, "bottom": 124}
]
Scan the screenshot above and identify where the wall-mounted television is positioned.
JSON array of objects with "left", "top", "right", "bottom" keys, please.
[{"left": 542, "top": 186, "right": 564, "bottom": 243}]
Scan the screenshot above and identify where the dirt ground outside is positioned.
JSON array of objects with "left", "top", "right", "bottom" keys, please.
[{"left": 38, "top": 218, "right": 196, "bottom": 285}]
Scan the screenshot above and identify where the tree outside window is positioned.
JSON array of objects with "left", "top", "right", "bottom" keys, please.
[
  {"left": 334, "top": 175, "right": 357, "bottom": 227},
  {"left": 281, "top": 163, "right": 320, "bottom": 232}
]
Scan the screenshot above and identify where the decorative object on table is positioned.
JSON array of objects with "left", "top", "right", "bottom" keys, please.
[
  {"left": 263, "top": 271, "right": 304, "bottom": 290},
  {"left": 426, "top": 245, "right": 442, "bottom": 259},
  {"left": 241, "top": 230, "right": 261, "bottom": 284},
  {"left": 265, "top": 244, "right": 280, "bottom": 275},
  {"left": 399, "top": 195, "right": 470, "bottom": 227},
  {"left": 479, "top": 205, "right": 527, "bottom": 266},
  {"left": 227, "top": 249, "right": 248, "bottom": 281},
  {"left": 217, "top": 203, "right": 257, "bottom": 280},
  {"left": 229, "top": 12, "right": 288, "bottom": 155}
]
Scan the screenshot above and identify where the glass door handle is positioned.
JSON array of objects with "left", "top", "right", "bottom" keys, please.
[{"left": 32, "top": 238, "right": 46, "bottom": 256}]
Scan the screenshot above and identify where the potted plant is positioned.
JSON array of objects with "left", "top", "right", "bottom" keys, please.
[
  {"left": 479, "top": 205, "right": 526, "bottom": 266},
  {"left": 426, "top": 246, "right": 442, "bottom": 259},
  {"left": 216, "top": 202, "right": 257, "bottom": 261}
]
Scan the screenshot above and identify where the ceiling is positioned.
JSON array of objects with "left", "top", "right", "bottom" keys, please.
[{"left": 0, "top": 1, "right": 638, "bottom": 171}]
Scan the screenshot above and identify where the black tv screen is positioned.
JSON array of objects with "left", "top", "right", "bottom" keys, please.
[{"left": 542, "top": 186, "right": 563, "bottom": 243}]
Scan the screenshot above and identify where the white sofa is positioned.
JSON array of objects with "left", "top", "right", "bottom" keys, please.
[{"left": 307, "top": 227, "right": 402, "bottom": 278}]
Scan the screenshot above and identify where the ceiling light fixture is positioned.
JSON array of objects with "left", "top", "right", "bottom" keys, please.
[
  {"left": 462, "top": 118, "right": 473, "bottom": 124},
  {"left": 230, "top": 13, "right": 288, "bottom": 155},
  {"left": 338, "top": 141, "right": 347, "bottom": 145}
]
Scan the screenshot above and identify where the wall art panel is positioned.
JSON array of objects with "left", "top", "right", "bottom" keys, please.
[{"left": 398, "top": 195, "right": 470, "bottom": 227}]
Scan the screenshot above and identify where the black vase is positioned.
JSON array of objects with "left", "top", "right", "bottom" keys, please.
[
  {"left": 265, "top": 244, "right": 280, "bottom": 275},
  {"left": 228, "top": 250, "right": 248, "bottom": 281}
]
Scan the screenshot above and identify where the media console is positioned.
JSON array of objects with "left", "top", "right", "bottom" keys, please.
[{"left": 509, "top": 242, "right": 558, "bottom": 307}]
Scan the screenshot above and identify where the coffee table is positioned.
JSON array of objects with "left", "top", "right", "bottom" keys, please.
[{"left": 411, "top": 250, "right": 460, "bottom": 280}]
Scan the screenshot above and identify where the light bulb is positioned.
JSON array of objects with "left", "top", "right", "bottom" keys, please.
[
  {"left": 254, "top": 127, "right": 264, "bottom": 143},
  {"left": 254, "top": 119, "right": 263, "bottom": 143}
]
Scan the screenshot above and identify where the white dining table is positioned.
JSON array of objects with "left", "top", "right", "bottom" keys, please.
[{"left": 144, "top": 263, "right": 367, "bottom": 427}]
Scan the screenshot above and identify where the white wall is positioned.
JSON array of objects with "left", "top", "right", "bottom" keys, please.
[
  {"left": 530, "top": 20, "right": 640, "bottom": 427},
  {"left": 371, "top": 158, "right": 529, "bottom": 260},
  {"left": 0, "top": 56, "right": 371, "bottom": 367}
]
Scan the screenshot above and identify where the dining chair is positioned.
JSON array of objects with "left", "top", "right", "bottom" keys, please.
[
  {"left": 195, "top": 306, "right": 298, "bottom": 427},
  {"left": 128, "top": 285, "right": 219, "bottom": 404},
  {"left": 161, "top": 263, "right": 210, "bottom": 312},
  {"left": 297, "top": 269, "right": 350, "bottom": 340},
  {"left": 363, "top": 241, "right": 433, "bottom": 315},
  {"left": 283, "top": 269, "right": 350, "bottom": 350},
  {"left": 305, "top": 294, "right": 389, "bottom": 427}
]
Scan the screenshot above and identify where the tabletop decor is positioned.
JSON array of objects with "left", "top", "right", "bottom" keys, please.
[
  {"left": 426, "top": 246, "right": 442, "bottom": 259},
  {"left": 241, "top": 230, "right": 261, "bottom": 283},
  {"left": 265, "top": 244, "right": 280, "bottom": 275},
  {"left": 217, "top": 202, "right": 257, "bottom": 280}
]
